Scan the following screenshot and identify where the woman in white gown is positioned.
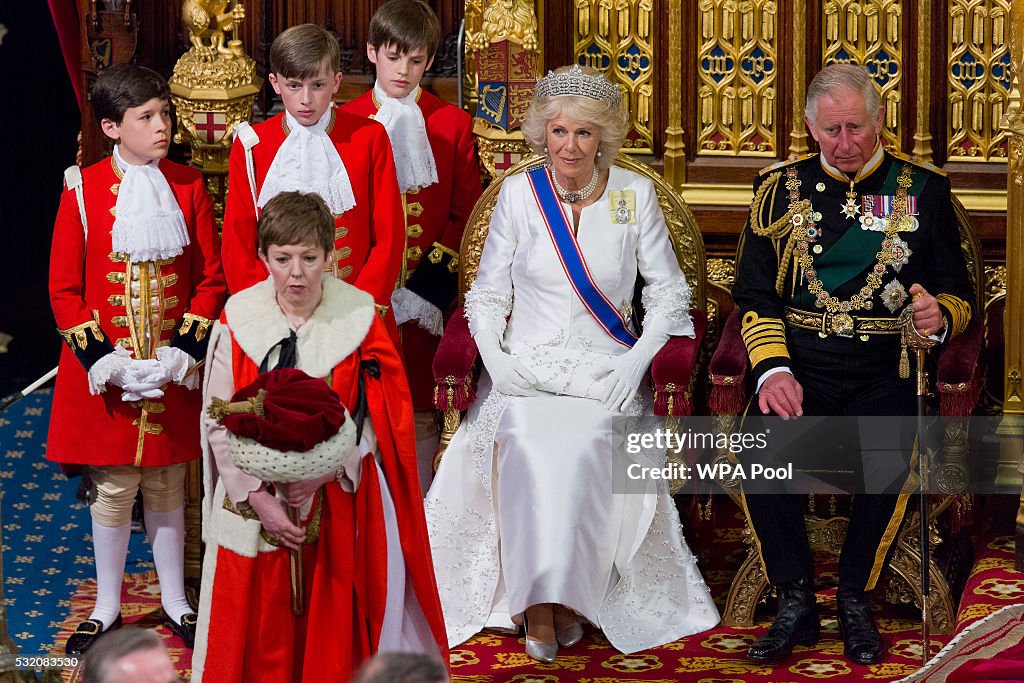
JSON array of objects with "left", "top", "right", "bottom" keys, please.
[{"left": 424, "top": 65, "right": 719, "bottom": 661}]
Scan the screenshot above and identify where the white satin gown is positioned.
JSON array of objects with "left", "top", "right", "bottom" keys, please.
[{"left": 423, "top": 166, "right": 720, "bottom": 654}]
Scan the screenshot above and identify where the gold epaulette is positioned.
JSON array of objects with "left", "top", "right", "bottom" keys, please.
[
  {"left": 888, "top": 151, "right": 947, "bottom": 177},
  {"left": 758, "top": 152, "right": 817, "bottom": 176},
  {"left": 749, "top": 172, "right": 810, "bottom": 241}
]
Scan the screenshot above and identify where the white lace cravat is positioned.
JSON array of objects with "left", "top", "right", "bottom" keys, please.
[
  {"left": 111, "top": 145, "right": 190, "bottom": 262},
  {"left": 372, "top": 83, "right": 437, "bottom": 193},
  {"left": 257, "top": 107, "right": 356, "bottom": 215}
]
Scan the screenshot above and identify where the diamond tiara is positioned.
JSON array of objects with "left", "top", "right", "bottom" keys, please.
[{"left": 534, "top": 64, "right": 621, "bottom": 105}]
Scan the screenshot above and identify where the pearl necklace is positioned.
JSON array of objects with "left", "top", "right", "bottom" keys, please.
[{"left": 550, "top": 166, "right": 600, "bottom": 203}]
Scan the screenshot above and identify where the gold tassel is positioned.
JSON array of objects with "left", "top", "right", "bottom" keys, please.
[
  {"left": 899, "top": 326, "right": 911, "bottom": 379},
  {"left": 207, "top": 389, "right": 267, "bottom": 421}
]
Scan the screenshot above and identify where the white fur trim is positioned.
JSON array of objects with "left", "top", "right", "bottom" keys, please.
[
  {"left": 228, "top": 420, "right": 357, "bottom": 483},
  {"left": 191, "top": 527, "right": 218, "bottom": 680},
  {"left": 224, "top": 276, "right": 374, "bottom": 379}
]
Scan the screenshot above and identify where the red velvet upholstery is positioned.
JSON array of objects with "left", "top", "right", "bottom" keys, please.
[
  {"left": 708, "top": 309, "right": 748, "bottom": 414},
  {"left": 432, "top": 307, "right": 707, "bottom": 417},
  {"left": 936, "top": 316, "right": 985, "bottom": 417},
  {"left": 431, "top": 307, "right": 477, "bottom": 411},
  {"left": 651, "top": 310, "right": 707, "bottom": 417}
]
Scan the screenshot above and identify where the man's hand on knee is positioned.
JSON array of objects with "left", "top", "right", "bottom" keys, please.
[{"left": 758, "top": 372, "right": 804, "bottom": 418}]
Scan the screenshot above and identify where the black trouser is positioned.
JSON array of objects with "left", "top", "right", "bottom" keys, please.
[{"left": 742, "top": 341, "right": 916, "bottom": 593}]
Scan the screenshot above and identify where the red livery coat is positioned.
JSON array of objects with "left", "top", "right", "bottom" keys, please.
[
  {"left": 221, "top": 108, "right": 405, "bottom": 315},
  {"left": 47, "top": 156, "right": 226, "bottom": 468},
  {"left": 341, "top": 89, "right": 482, "bottom": 407}
]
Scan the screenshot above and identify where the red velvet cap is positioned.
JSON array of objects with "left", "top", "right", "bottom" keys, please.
[{"left": 222, "top": 368, "right": 346, "bottom": 453}]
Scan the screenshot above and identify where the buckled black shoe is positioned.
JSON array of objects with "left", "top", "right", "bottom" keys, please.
[
  {"left": 837, "top": 588, "right": 885, "bottom": 665},
  {"left": 748, "top": 578, "right": 820, "bottom": 663},
  {"left": 65, "top": 613, "right": 122, "bottom": 655},
  {"left": 164, "top": 611, "right": 198, "bottom": 649}
]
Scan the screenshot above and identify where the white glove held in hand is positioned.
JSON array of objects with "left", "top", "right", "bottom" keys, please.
[
  {"left": 589, "top": 331, "right": 668, "bottom": 413},
  {"left": 115, "top": 359, "right": 172, "bottom": 402},
  {"left": 475, "top": 331, "right": 540, "bottom": 396},
  {"left": 156, "top": 346, "right": 199, "bottom": 390}
]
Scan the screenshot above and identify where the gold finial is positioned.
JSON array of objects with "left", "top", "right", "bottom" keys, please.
[
  {"left": 469, "top": 0, "right": 539, "bottom": 51},
  {"left": 183, "top": 0, "right": 247, "bottom": 61}
]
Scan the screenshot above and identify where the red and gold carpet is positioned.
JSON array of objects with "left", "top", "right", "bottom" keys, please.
[{"left": 51, "top": 508, "right": 957, "bottom": 682}]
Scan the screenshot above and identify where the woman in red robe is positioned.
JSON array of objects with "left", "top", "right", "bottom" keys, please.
[{"left": 192, "top": 191, "right": 447, "bottom": 682}]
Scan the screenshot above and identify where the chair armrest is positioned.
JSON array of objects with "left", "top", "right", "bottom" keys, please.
[
  {"left": 936, "top": 316, "right": 984, "bottom": 417},
  {"left": 708, "top": 309, "right": 749, "bottom": 414},
  {"left": 431, "top": 307, "right": 478, "bottom": 411},
  {"left": 651, "top": 310, "right": 707, "bottom": 417}
]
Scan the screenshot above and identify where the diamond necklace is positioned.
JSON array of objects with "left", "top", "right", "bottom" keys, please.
[{"left": 550, "top": 166, "right": 600, "bottom": 203}]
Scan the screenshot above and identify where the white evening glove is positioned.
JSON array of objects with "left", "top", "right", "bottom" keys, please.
[
  {"left": 475, "top": 330, "right": 540, "bottom": 396},
  {"left": 156, "top": 346, "right": 200, "bottom": 390},
  {"left": 589, "top": 329, "right": 669, "bottom": 412},
  {"left": 117, "top": 359, "right": 172, "bottom": 402}
]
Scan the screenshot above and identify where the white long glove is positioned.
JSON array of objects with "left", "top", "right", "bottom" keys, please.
[
  {"left": 475, "top": 331, "right": 540, "bottom": 396},
  {"left": 589, "top": 329, "right": 669, "bottom": 412},
  {"left": 113, "top": 359, "right": 172, "bottom": 402}
]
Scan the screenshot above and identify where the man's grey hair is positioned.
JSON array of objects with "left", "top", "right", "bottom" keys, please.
[
  {"left": 805, "top": 63, "right": 882, "bottom": 125},
  {"left": 352, "top": 652, "right": 448, "bottom": 683},
  {"left": 80, "top": 627, "right": 168, "bottom": 683}
]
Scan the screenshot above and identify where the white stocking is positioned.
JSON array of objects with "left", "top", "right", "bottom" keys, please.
[
  {"left": 88, "top": 520, "right": 130, "bottom": 629},
  {"left": 144, "top": 506, "right": 192, "bottom": 622}
]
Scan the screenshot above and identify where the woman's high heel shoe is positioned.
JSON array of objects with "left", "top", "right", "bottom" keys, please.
[
  {"left": 555, "top": 621, "right": 584, "bottom": 648},
  {"left": 525, "top": 635, "right": 558, "bottom": 663}
]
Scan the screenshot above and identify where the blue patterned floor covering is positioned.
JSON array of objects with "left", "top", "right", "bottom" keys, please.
[{"left": 1, "top": 389, "right": 153, "bottom": 657}]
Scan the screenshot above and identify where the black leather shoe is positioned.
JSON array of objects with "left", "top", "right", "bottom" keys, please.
[
  {"left": 164, "top": 611, "right": 198, "bottom": 649},
  {"left": 837, "top": 588, "right": 885, "bottom": 665},
  {"left": 748, "top": 578, "right": 820, "bottom": 663},
  {"left": 65, "top": 613, "right": 122, "bottom": 655}
]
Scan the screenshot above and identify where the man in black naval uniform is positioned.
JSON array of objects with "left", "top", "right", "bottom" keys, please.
[{"left": 731, "top": 64, "right": 974, "bottom": 665}]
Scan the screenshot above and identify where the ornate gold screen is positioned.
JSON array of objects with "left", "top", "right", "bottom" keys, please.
[
  {"left": 573, "top": 0, "right": 655, "bottom": 153},
  {"left": 696, "top": 0, "right": 779, "bottom": 157},
  {"left": 822, "top": 0, "right": 904, "bottom": 149},
  {"left": 947, "top": 0, "right": 1012, "bottom": 162}
]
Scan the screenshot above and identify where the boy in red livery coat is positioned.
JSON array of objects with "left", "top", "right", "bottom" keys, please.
[
  {"left": 342, "top": 0, "right": 482, "bottom": 487},
  {"left": 222, "top": 23, "right": 405, "bottom": 338},
  {"left": 47, "top": 64, "right": 227, "bottom": 654},
  {"left": 193, "top": 192, "right": 447, "bottom": 682}
]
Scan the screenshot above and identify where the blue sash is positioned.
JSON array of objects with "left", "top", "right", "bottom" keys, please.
[{"left": 526, "top": 167, "right": 638, "bottom": 348}]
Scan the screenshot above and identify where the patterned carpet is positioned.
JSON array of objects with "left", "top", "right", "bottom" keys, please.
[
  {"left": 1, "top": 390, "right": 153, "bottom": 664},
  {"left": 4, "top": 391, "right": 1022, "bottom": 682}
]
